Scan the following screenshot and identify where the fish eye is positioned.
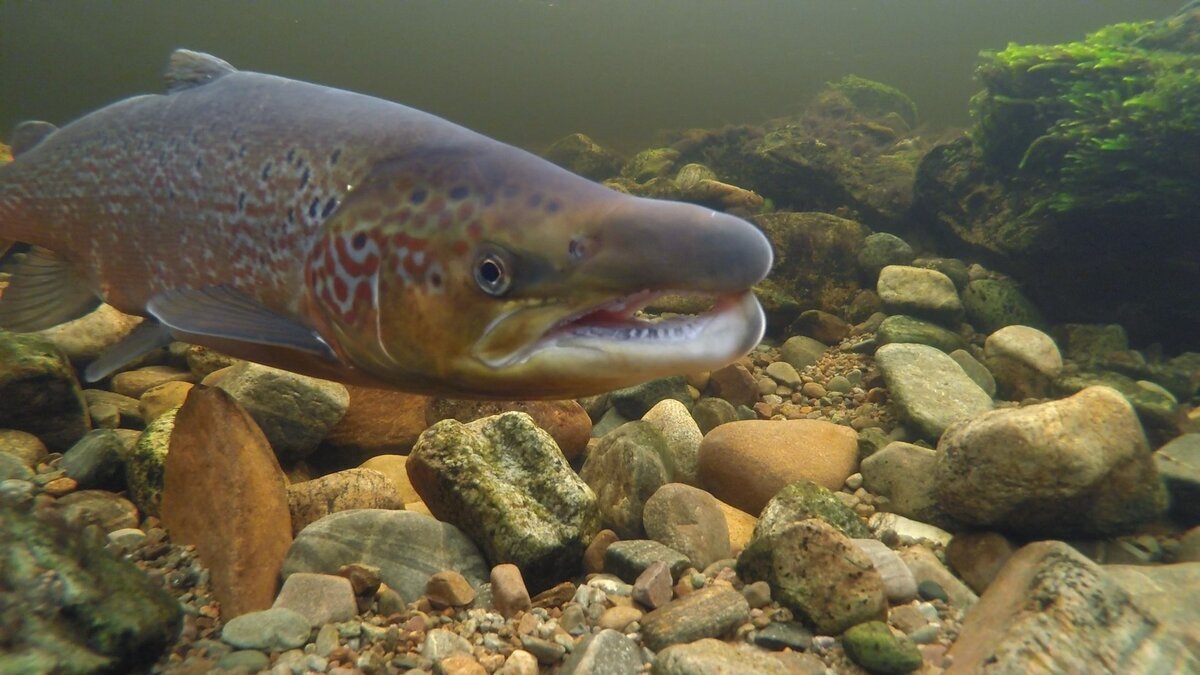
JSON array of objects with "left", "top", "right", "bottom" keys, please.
[{"left": 474, "top": 251, "right": 511, "bottom": 296}]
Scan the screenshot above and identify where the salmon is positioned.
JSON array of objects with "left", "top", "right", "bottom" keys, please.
[{"left": 0, "top": 50, "right": 772, "bottom": 398}]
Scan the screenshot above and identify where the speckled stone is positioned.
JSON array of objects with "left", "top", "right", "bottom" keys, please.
[
  {"left": 409, "top": 412, "right": 599, "bottom": 589},
  {"left": 0, "top": 332, "right": 90, "bottom": 451},
  {"left": 605, "top": 540, "right": 690, "bottom": 584},
  {"left": 641, "top": 399, "right": 704, "bottom": 486},
  {"left": 118, "top": 407, "right": 177, "bottom": 517},
  {"left": 560, "top": 629, "right": 643, "bottom": 674},
  {"left": 581, "top": 421, "right": 672, "bottom": 539},
  {"left": 641, "top": 586, "right": 750, "bottom": 651}
]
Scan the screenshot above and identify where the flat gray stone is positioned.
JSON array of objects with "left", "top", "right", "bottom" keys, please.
[
  {"left": 221, "top": 608, "right": 311, "bottom": 651},
  {"left": 641, "top": 586, "right": 750, "bottom": 652},
  {"left": 652, "top": 638, "right": 790, "bottom": 675},
  {"left": 560, "top": 629, "right": 643, "bottom": 674},
  {"left": 877, "top": 265, "right": 963, "bottom": 325},
  {"left": 875, "top": 342, "right": 993, "bottom": 441}
]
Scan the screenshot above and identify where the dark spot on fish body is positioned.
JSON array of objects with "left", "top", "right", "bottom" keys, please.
[
  {"left": 546, "top": 199, "right": 562, "bottom": 213},
  {"left": 309, "top": 198, "right": 320, "bottom": 219},
  {"left": 429, "top": 270, "right": 443, "bottom": 288},
  {"left": 237, "top": 191, "right": 246, "bottom": 212},
  {"left": 330, "top": 148, "right": 342, "bottom": 165},
  {"left": 352, "top": 232, "right": 368, "bottom": 250},
  {"left": 238, "top": 144, "right": 247, "bottom": 159},
  {"left": 287, "top": 207, "right": 295, "bottom": 224},
  {"left": 299, "top": 168, "right": 310, "bottom": 190},
  {"left": 227, "top": 150, "right": 236, "bottom": 161},
  {"left": 527, "top": 193, "right": 543, "bottom": 208},
  {"left": 287, "top": 148, "right": 295, "bottom": 163},
  {"left": 410, "top": 189, "right": 427, "bottom": 205},
  {"left": 261, "top": 162, "right": 272, "bottom": 181},
  {"left": 322, "top": 197, "right": 338, "bottom": 219},
  {"left": 449, "top": 185, "right": 469, "bottom": 201},
  {"left": 195, "top": 157, "right": 203, "bottom": 170}
]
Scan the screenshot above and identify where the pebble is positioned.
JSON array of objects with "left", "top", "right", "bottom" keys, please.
[
  {"left": 490, "top": 563, "right": 532, "bottom": 618},
  {"left": 632, "top": 559, "right": 674, "bottom": 609},
  {"left": 221, "top": 608, "right": 311, "bottom": 651},
  {"left": 753, "top": 621, "right": 814, "bottom": 651},
  {"left": 559, "top": 629, "right": 643, "bottom": 674},
  {"left": 842, "top": 620, "right": 923, "bottom": 674},
  {"left": 426, "top": 570, "right": 478, "bottom": 608},
  {"left": 422, "top": 627, "right": 474, "bottom": 661},
  {"left": 111, "top": 365, "right": 194, "bottom": 399},
  {"left": 272, "top": 572, "right": 357, "bottom": 627},
  {"left": 499, "top": 650, "right": 539, "bottom": 675},
  {"left": 698, "top": 419, "right": 859, "bottom": 515},
  {"left": 0, "top": 429, "right": 48, "bottom": 468},
  {"left": 852, "top": 538, "right": 918, "bottom": 603},
  {"left": 520, "top": 634, "right": 567, "bottom": 664},
  {"left": 641, "top": 586, "right": 750, "bottom": 651},
  {"left": 604, "top": 539, "right": 690, "bottom": 583},
  {"left": 653, "top": 638, "right": 791, "bottom": 674},
  {"left": 597, "top": 605, "right": 643, "bottom": 631}
]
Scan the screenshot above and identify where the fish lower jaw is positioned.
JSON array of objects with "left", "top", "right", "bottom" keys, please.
[{"left": 531, "top": 289, "right": 766, "bottom": 368}]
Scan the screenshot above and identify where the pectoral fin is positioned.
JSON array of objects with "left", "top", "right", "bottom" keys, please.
[
  {"left": 146, "top": 286, "right": 336, "bottom": 360},
  {"left": 84, "top": 321, "right": 174, "bottom": 382},
  {"left": 0, "top": 244, "right": 101, "bottom": 331}
]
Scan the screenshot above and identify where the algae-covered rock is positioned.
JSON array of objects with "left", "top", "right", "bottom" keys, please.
[
  {"left": 0, "top": 502, "right": 181, "bottom": 673},
  {"left": 580, "top": 421, "right": 673, "bottom": 538},
  {"left": 753, "top": 480, "right": 870, "bottom": 540},
  {"left": 961, "top": 279, "right": 1045, "bottom": 333},
  {"left": 119, "top": 406, "right": 177, "bottom": 517},
  {"left": 407, "top": 412, "right": 599, "bottom": 589},
  {"left": 621, "top": 147, "right": 680, "bottom": 183},
  {"left": 842, "top": 621, "right": 922, "bottom": 673},
  {"left": 875, "top": 315, "right": 965, "bottom": 353},
  {"left": 543, "top": 132, "right": 624, "bottom": 180},
  {"left": 828, "top": 75, "right": 918, "bottom": 129},
  {"left": 0, "top": 331, "right": 90, "bottom": 450}
]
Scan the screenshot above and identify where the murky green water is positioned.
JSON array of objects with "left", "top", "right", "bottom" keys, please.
[{"left": 0, "top": 0, "right": 1180, "bottom": 151}]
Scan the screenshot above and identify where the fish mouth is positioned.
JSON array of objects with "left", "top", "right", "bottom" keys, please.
[{"left": 476, "top": 288, "right": 765, "bottom": 371}]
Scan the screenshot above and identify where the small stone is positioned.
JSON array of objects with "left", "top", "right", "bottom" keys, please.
[
  {"left": 641, "top": 586, "right": 750, "bottom": 651},
  {"left": 598, "top": 605, "right": 643, "bottom": 631},
  {"left": 83, "top": 389, "right": 143, "bottom": 429},
  {"left": 317, "top": 386, "right": 429, "bottom": 463},
  {"left": 753, "top": 621, "right": 814, "bottom": 652},
  {"left": 983, "top": 325, "right": 1063, "bottom": 400},
  {"left": 0, "top": 332, "right": 90, "bottom": 451},
  {"left": 60, "top": 429, "right": 126, "bottom": 491},
  {"left": 801, "top": 382, "right": 827, "bottom": 399},
  {"left": 336, "top": 563, "right": 382, "bottom": 597},
  {"left": 491, "top": 563, "right": 532, "bottom": 618},
  {"left": 653, "top": 638, "right": 791, "bottom": 674},
  {"left": 642, "top": 483, "right": 731, "bottom": 570},
  {"left": 440, "top": 654, "right": 487, "bottom": 675},
  {"left": 378, "top": 587, "right": 406, "bottom": 616},
  {"left": 609, "top": 376, "right": 692, "bottom": 419},
  {"left": 216, "top": 650, "right": 270, "bottom": 672},
  {"left": 584, "top": 529, "right": 619, "bottom": 575},
  {"left": 945, "top": 531, "right": 1018, "bottom": 594},
  {"left": 499, "top": 649, "right": 539, "bottom": 675},
  {"left": 137, "top": 380, "right": 194, "bottom": 424},
  {"left": 633, "top": 559, "right": 674, "bottom": 609},
  {"left": 691, "top": 397, "right": 739, "bottom": 435},
  {"left": 558, "top": 629, "right": 642, "bottom": 674},
  {"left": 42, "top": 476, "right": 77, "bottom": 497},
  {"left": 581, "top": 421, "right": 671, "bottom": 538},
  {"left": 898, "top": 547, "right": 977, "bottom": 609},
  {"left": 780, "top": 335, "right": 827, "bottom": 370},
  {"left": 742, "top": 580, "right": 772, "bottom": 609},
  {"left": 851, "top": 539, "right": 918, "bottom": 603},
  {"left": 520, "top": 634, "right": 567, "bottom": 664},
  {"left": 111, "top": 365, "right": 194, "bottom": 399},
  {"left": 641, "top": 399, "right": 704, "bottom": 486},
  {"left": 707, "top": 364, "right": 759, "bottom": 408},
  {"left": 55, "top": 490, "right": 139, "bottom": 532},
  {"left": 916, "top": 580, "right": 949, "bottom": 603},
  {"left": 874, "top": 342, "right": 994, "bottom": 441},
  {"left": 286, "top": 468, "right": 404, "bottom": 536},
  {"left": 842, "top": 621, "right": 923, "bottom": 674},
  {"left": 426, "top": 570, "right": 477, "bottom": 608},
  {"left": 604, "top": 539, "right": 690, "bottom": 583},
  {"left": 422, "top": 627, "right": 474, "bottom": 661},
  {"left": 106, "top": 527, "right": 146, "bottom": 549},
  {"left": 272, "top": 572, "right": 357, "bottom": 627},
  {"left": 426, "top": 397, "right": 592, "bottom": 461},
  {"left": 221, "top": 607, "right": 311, "bottom": 651},
  {"left": 0, "top": 429, "right": 48, "bottom": 467},
  {"left": 0, "top": 453, "right": 33, "bottom": 482},
  {"left": 877, "top": 265, "right": 963, "bottom": 325},
  {"left": 765, "top": 361, "right": 802, "bottom": 388},
  {"left": 357, "top": 454, "right": 422, "bottom": 503}
]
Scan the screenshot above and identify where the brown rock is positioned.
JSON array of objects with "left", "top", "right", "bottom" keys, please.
[
  {"left": 426, "top": 398, "right": 591, "bottom": 461},
  {"left": 947, "top": 541, "right": 1199, "bottom": 673},
  {"left": 0, "top": 429, "right": 48, "bottom": 467},
  {"left": 160, "top": 386, "right": 292, "bottom": 618},
  {"left": 358, "top": 455, "right": 422, "bottom": 503},
  {"left": 791, "top": 309, "right": 851, "bottom": 345},
  {"left": 286, "top": 468, "right": 405, "bottom": 536},
  {"left": 946, "top": 531, "right": 1019, "bottom": 594},
  {"left": 426, "top": 570, "right": 477, "bottom": 608},
  {"left": 584, "top": 529, "right": 620, "bottom": 575},
  {"left": 111, "top": 365, "right": 194, "bottom": 399},
  {"left": 139, "top": 381, "right": 194, "bottom": 424},
  {"left": 272, "top": 572, "right": 357, "bottom": 627},
  {"left": 491, "top": 563, "right": 532, "bottom": 618},
  {"left": 698, "top": 419, "right": 859, "bottom": 515},
  {"left": 440, "top": 654, "right": 487, "bottom": 675},
  {"left": 598, "top": 605, "right": 643, "bottom": 631},
  {"left": 56, "top": 489, "right": 138, "bottom": 532},
  {"left": 633, "top": 559, "right": 674, "bottom": 609},
  {"left": 317, "top": 385, "right": 430, "bottom": 467},
  {"left": 717, "top": 500, "right": 758, "bottom": 554},
  {"left": 337, "top": 563, "right": 382, "bottom": 597},
  {"left": 641, "top": 586, "right": 750, "bottom": 651},
  {"left": 707, "top": 364, "right": 759, "bottom": 408}
]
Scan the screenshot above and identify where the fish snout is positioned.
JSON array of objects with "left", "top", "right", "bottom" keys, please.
[{"left": 588, "top": 197, "right": 773, "bottom": 293}]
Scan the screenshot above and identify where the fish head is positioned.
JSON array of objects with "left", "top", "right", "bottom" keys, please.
[{"left": 306, "top": 146, "right": 773, "bottom": 398}]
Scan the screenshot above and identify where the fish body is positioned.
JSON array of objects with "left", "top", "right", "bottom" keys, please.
[{"left": 0, "top": 50, "right": 772, "bottom": 398}]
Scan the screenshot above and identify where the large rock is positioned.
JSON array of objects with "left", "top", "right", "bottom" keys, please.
[
  {"left": 877, "top": 265, "right": 964, "bottom": 326},
  {"left": 408, "top": 413, "right": 599, "bottom": 589},
  {"left": 282, "top": 509, "right": 488, "bottom": 603},
  {"left": 946, "top": 541, "right": 1200, "bottom": 673},
  {"left": 0, "top": 332, "right": 90, "bottom": 450},
  {"left": 160, "top": 386, "right": 292, "bottom": 618},
  {"left": 312, "top": 386, "right": 429, "bottom": 468},
  {"left": 580, "top": 421, "right": 672, "bottom": 538},
  {"left": 642, "top": 483, "right": 731, "bottom": 570},
  {"left": 215, "top": 362, "right": 349, "bottom": 463},
  {"left": 983, "top": 325, "right": 1063, "bottom": 400},
  {"left": 0, "top": 503, "right": 181, "bottom": 673},
  {"left": 874, "top": 342, "right": 994, "bottom": 441},
  {"left": 860, "top": 441, "right": 947, "bottom": 525},
  {"left": 426, "top": 398, "right": 592, "bottom": 462},
  {"left": 737, "top": 518, "right": 887, "bottom": 635},
  {"left": 934, "top": 386, "right": 1167, "bottom": 537},
  {"left": 698, "top": 419, "right": 859, "bottom": 516},
  {"left": 641, "top": 399, "right": 704, "bottom": 486}
]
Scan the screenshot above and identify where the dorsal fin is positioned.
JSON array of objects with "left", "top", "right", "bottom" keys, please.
[
  {"left": 165, "top": 49, "right": 237, "bottom": 93},
  {"left": 11, "top": 121, "right": 59, "bottom": 156}
]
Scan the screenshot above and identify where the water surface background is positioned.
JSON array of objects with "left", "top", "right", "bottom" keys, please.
[{"left": 1, "top": 1, "right": 1182, "bottom": 151}]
